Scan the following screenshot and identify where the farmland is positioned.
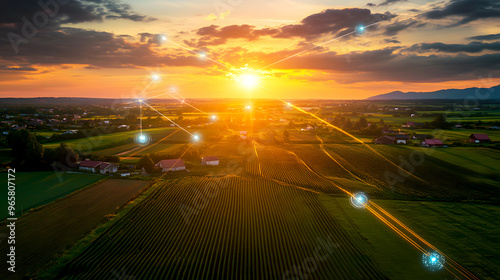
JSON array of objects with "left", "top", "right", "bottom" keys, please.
[
  {"left": 0, "top": 172, "right": 104, "bottom": 219},
  {"left": 52, "top": 177, "right": 387, "bottom": 280},
  {"left": 0, "top": 179, "right": 150, "bottom": 280}
]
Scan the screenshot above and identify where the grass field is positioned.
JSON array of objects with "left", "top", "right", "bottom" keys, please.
[
  {"left": 0, "top": 172, "right": 104, "bottom": 219},
  {"left": 43, "top": 128, "right": 177, "bottom": 152},
  {"left": 0, "top": 179, "right": 150, "bottom": 280},
  {"left": 320, "top": 196, "right": 500, "bottom": 280}
]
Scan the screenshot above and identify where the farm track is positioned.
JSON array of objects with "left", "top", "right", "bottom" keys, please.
[{"left": 60, "top": 176, "right": 388, "bottom": 279}]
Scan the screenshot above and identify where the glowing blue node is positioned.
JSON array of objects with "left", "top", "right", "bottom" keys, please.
[
  {"left": 152, "top": 74, "right": 160, "bottom": 81},
  {"left": 423, "top": 252, "right": 445, "bottom": 271},
  {"left": 134, "top": 133, "right": 151, "bottom": 146},
  {"left": 210, "top": 115, "right": 217, "bottom": 120},
  {"left": 350, "top": 192, "right": 368, "bottom": 209},
  {"left": 198, "top": 52, "right": 207, "bottom": 59},
  {"left": 192, "top": 134, "right": 201, "bottom": 142},
  {"left": 355, "top": 24, "right": 366, "bottom": 36}
]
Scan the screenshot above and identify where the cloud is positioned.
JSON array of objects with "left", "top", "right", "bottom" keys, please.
[
  {"left": 187, "top": 8, "right": 395, "bottom": 47},
  {"left": 384, "top": 39, "right": 401, "bottom": 44},
  {"left": 267, "top": 48, "right": 500, "bottom": 83},
  {"left": 378, "top": 0, "right": 408, "bottom": 7},
  {"left": 423, "top": 0, "right": 500, "bottom": 26},
  {"left": 407, "top": 41, "right": 500, "bottom": 53},
  {"left": 467, "top": 33, "right": 500, "bottom": 41},
  {"left": 383, "top": 19, "right": 424, "bottom": 36},
  {"left": 0, "top": 0, "right": 155, "bottom": 26},
  {"left": 204, "top": 10, "right": 231, "bottom": 21}
]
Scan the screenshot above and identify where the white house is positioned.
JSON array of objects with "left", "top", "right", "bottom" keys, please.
[
  {"left": 79, "top": 160, "right": 118, "bottom": 174},
  {"left": 99, "top": 162, "right": 118, "bottom": 174},
  {"left": 156, "top": 159, "right": 186, "bottom": 172},
  {"left": 202, "top": 156, "right": 219, "bottom": 166}
]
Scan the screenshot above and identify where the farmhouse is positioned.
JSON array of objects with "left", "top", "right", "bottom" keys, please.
[
  {"left": 469, "top": 134, "right": 491, "bottom": 143},
  {"left": 395, "top": 134, "right": 409, "bottom": 144},
  {"left": 374, "top": 136, "right": 395, "bottom": 145},
  {"left": 79, "top": 160, "right": 101, "bottom": 173},
  {"left": 79, "top": 160, "right": 118, "bottom": 174},
  {"left": 202, "top": 156, "right": 219, "bottom": 166},
  {"left": 423, "top": 139, "right": 445, "bottom": 147},
  {"left": 99, "top": 162, "right": 118, "bottom": 174},
  {"left": 156, "top": 159, "right": 186, "bottom": 172}
]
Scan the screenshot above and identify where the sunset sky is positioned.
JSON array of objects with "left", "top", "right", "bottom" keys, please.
[{"left": 1, "top": 0, "right": 500, "bottom": 99}]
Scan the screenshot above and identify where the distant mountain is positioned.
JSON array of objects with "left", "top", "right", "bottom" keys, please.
[{"left": 367, "top": 84, "right": 500, "bottom": 100}]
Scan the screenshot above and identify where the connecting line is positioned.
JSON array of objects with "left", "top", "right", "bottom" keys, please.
[
  {"left": 276, "top": 97, "right": 425, "bottom": 182},
  {"left": 166, "top": 39, "right": 230, "bottom": 69},
  {"left": 259, "top": 21, "right": 382, "bottom": 71},
  {"left": 369, "top": 202, "right": 478, "bottom": 280},
  {"left": 142, "top": 88, "right": 208, "bottom": 114},
  {"left": 158, "top": 143, "right": 193, "bottom": 180},
  {"left": 141, "top": 80, "right": 156, "bottom": 94},
  {"left": 139, "top": 100, "right": 143, "bottom": 135},
  {"left": 141, "top": 101, "right": 193, "bottom": 137}
]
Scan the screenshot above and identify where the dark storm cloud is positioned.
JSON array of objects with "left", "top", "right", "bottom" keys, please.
[
  {"left": 186, "top": 8, "right": 395, "bottom": 48},
  {"left": 408, "top": 41, "right": 500, "bottom": 53},
  {"left": 423, "top": 0, "right": 500, "bottom": 26},
  {"left": 0, "top": 0, "right": 155, "bottom": 25},
  {"left": 467, "top": 33, "right": 500, "bottom": 41}
]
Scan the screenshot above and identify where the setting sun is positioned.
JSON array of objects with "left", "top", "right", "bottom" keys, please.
[{"left": 238, "top": 74, "right": 260, "bottom": 89}]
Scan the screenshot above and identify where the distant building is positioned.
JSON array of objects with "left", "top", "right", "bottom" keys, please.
[
  {"left": 79, "top": 160, "right": 118, "bottom": 174},
  {"left": 423, "top": 139, "right": 445, "bottom": 147},
  {"left": 469, "top": 134, "right": 491, "bottom": 143},
  {"left": 374, "top": 136, "right": 395, "bottom": 145},
  {"left": 202, "top": 156, "right": 219, "bottom": 166},
  {"left": 79, "top": 160, "right": 102, "bottom": 173},
  {"left": 395, "top": 134, "right": 409, "bottom": 144},
  {"left": 99, "top": 162, "right": 118, "bottom": 174},
  {"left": 156, "top": 159, "right": 186, "bottom": 172}
]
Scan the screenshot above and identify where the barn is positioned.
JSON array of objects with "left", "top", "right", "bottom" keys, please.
[
  {"left": 79, "top": 160, "right": 118, "bottom": 174},
  {"left": 79, "top": 160, "right": 101, "bottom": 173},
  {"left": 99, "top": 162, "right": 118, "bottom": 174},
  {"left": 469, "top": 134, "right": 491, "bottom": 143},
  {"left": 202, "top": 156, "right": 219, "bottom": 166},
  {"left": 423, "top": 139, "right": 445, "bottom": 147},
  {"left": 374, "top": 136, "right": 395, "bottom": 145},
  {"left": 156, "top": 159, "right": 186, "bottom": 172}
]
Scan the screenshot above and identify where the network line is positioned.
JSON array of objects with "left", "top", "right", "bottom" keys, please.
[
  {"left": 142, "top": 100, "right": 193, "bottom": 137},
  {"left": 259, "top": 21, "right": 382, "bottom": 71}
]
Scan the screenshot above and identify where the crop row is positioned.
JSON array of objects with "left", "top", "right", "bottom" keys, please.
[{"left": 59, "top": 176, "right": 387, "bottom": 279}]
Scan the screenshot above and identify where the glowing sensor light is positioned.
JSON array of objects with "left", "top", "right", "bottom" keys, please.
[
  {"left": 350, "top": 192, "right": 368, "bottom": 209},
  {"left": 152, "top": 74, "right": 160, "bottom": 81},
  {"left": 192, "top": 134, "right": 200, "bottom": 142},
  {"left": 423, "top": 252, "right": 445, "bottom": 271},
  {"left": 134, "top": 133, "right": 151, "bottom": 146},
  {"left": 355, "top": 24, "right": 366, "bottom": 36},
  {"left": 210, "top": 115, "right": 217, "bottom": 120}
]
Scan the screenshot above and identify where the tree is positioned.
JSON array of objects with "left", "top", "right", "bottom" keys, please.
[
  {"left": 138, "top": 154, "right": 155, "bottom": 173},
  {"left": 354, "top": 117, "right": 368, "bottom": 130},
  {"left": 6, "top": 129, "right": 44, "bottom": 170}
]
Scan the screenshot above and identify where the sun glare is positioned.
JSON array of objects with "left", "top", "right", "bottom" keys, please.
[{"left": 239, "top": 74, "right": 259, "bottom": 89}]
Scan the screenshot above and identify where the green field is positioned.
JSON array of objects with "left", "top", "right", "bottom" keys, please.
[
  {"left": 1, "top": 172, "right": 104, "bottom": 219},
  {"left": 43, "top": 128, "right": 177, "bottom": 152},
  {"left": 321, "top": 197, "right": 500, "bottom": 280}
]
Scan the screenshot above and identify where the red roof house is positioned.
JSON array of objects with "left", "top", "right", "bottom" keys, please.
[
  {"left": 374, "top": 136, "right": 396, "bottom": 145},
  {"left": 423, "top": 139, "right": 444, "bottom": 147},
  {"left": 156, "top": 159, "right": 186, "bottom": 172},
  {"left": 469, "top": 134, "right": 491, "bottom": 143},
  {"left": 202, "top": 156, "right": 219, "bottom": 165}
]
